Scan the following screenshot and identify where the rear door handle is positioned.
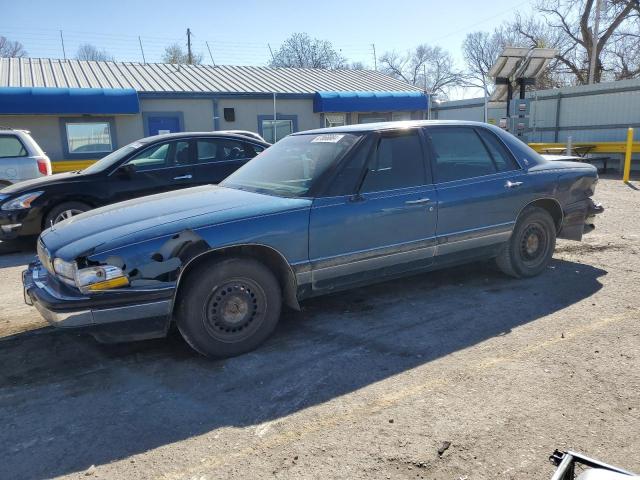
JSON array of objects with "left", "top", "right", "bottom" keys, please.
[
  {"left": 173, "top": 174, "right": 193, "bottom": 180},
  {"left": 505, "top": 180, "right": 523, "bottom": 188},
  {"left": 405, "top": 198, "right": 431, "bottom": 205}
]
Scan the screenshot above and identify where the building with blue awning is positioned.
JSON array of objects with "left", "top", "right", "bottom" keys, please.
[{"left": 0, "top": 58, "right": 426, "bottom": 165}]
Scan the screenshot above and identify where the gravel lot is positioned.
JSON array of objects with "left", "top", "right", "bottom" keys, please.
[{"left": 0, "top": 176, "right": 638, "bottom": 480}]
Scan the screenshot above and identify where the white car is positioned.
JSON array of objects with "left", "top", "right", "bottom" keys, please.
[{"left": 0, "top": 128, "right": 51, "bottom": 186}]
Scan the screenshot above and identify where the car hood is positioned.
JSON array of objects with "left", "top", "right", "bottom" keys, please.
[
  {"left": 40, "top": 185, "right": 311, "bottom": 259},
  {"left": 0, "top": 171, "right": 90, "bottom": 195}
]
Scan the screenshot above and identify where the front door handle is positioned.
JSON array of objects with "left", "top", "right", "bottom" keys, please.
[
  {"left": 405, "top": 198, "right": 431, "bottom": 205},
  {"left": 173, "top": 174, "right": 193, "bottom": 180},
  {"left": 505, "top": 180, "right": 523, "bottom": 189}
]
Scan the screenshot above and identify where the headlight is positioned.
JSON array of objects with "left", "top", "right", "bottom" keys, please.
[
  {"left": 2, "top": 191, "right": 44, "bottom": 210},
  {"left": 75, "top": 265, "right": 129, "bottom": 292},
  {"left": 53, "top": 258, "right": 76, "bottom": 283}
]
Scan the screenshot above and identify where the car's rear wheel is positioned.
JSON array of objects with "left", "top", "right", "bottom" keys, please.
[
  {"left": 176, "top": 257, "right": 282, "bottom": 358},
  {"left": 44, "top": 201, "right": 91, "bottom": 227},
  {"left": 496, "top": 206, "right": 556, "bottom": 278}
]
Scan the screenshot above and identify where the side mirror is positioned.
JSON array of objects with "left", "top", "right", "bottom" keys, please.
[{"left": 117, "top": 163, "right": 136, "bottom": 178}]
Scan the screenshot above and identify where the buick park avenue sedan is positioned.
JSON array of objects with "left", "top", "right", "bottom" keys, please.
[{"left": 23, "top": 121, "right": 603, "bottom": 357}]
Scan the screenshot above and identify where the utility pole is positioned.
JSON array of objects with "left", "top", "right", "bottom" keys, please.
[
  {"left": 206, "top": 41, "right": 216, "bottom": 66},
  {"left": 423, "top": 64, "right": 430, "bottom": 120},
  {"left": 138, "top": 36, "right": 146, "bottom": 64},
  {"left": 588, "top": 0, "right": 602, "bottom": 84},
  {"left": 371, "top": 43, "right": 377, "bottom": 70},
  {"left": 186, "top": 28, "right": 193, "bottom": 64},
  {"left": 59, "top": 30, "right": 66, "bottom": 60},
  {"left": 268, "top": 43, "right": 275, "bottom": 64}
]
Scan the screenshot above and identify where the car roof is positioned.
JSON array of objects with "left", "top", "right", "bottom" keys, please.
[
  {"left": 294, "top": 120, "right": 493, "bottom": 135},
  {"left": 138, "top": 131, "right": 269, "bottom": 145}
]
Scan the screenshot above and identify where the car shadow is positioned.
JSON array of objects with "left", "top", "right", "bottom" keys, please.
[{"left": 0, "top": 258, "right": 606, "bottom": 479}]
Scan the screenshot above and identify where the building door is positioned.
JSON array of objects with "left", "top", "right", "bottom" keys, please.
[{"left": 146, "top": 115, "right": 182, "bottom": 136}]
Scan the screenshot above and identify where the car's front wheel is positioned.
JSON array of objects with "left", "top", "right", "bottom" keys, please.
[
  {"left": 176, "top": 257, "right": 282, "bottom": 358},
  {"left": 496, "top": 206, "right": 557, "bottom": 278},
  {"left": 44, "top": 201, "right": 91, "bottom": 227}
]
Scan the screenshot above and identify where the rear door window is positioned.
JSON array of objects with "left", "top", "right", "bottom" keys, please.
[
  {"left": 426, "top": 127, "right": 498, "bottom": 182},
  {"left": 476, "top": 128, "right": 519, "bottom": 172},
  {"left": 360, "top": 131, "right": 426, "bottom": 192},
  {"left": 196, "top": 139, "right": 263, "bottom": 163},
  {"left": 0, "top": 135, "right": 28, "bottom": 158}
]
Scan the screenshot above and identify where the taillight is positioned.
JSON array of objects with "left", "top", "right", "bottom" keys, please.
[{"left": 36, "top": 156, "right": 51, "bottom": 176}]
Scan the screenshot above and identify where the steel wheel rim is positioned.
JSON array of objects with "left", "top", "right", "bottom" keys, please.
[
  {"left": 53, "top": 209, "right": 84, "bottom": 224},
  {"left": 202, "top": 277, "right": 266, "bottom": 343},
  {"left": 519, "top": 222, "right": 548, "bottom": 267}
]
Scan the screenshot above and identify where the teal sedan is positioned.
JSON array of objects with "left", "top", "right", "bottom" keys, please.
[{"left": 23, "top": 121, "right": 603, "bottom": 357}]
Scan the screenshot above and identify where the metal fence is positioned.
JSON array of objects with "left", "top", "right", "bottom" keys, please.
[{"left": 432, "top": 78, "right": 640, "bottom": 144}]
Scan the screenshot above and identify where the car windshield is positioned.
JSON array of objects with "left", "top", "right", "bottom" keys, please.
[
  {"left": 81, "top": 143, "right": 141, "bottom": 174},
  {"left": 221, "top": 133, "right": 361, "bottom": 197}
]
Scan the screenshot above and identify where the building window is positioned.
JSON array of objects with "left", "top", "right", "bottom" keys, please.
[
  {"left": 358, "top": 113, "right": 390, "bottom": 124},
  {"left": 65, "top": 122, "right": 113, "bottom": 154},
  {"left": 392, "top": 112, "right": 411, "bottom": 121},
  {"left": 324, "top": 113, "right": 346, "bottom": 128},
  {"left": 261, "top": 119, "right": 293, "bottom": 143}
]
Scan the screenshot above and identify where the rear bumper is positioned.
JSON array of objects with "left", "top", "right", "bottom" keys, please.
[
  {"left": 23, "top": 261, "right": 174, "bottom": 342},
  {"left": 558, "top": 198, "right": 603, "bottom": 241}
]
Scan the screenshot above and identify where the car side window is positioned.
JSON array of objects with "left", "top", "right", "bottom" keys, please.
[
  {"left": 476, "top": 129, "right": 519, "bottom": 172},
  {"left": 196, "top": 139, "right": 261, "bottom": 163},
  {"left": 126, "top": 141, "right": 190, "bottom": 171},
  {"left": 360, "top": 132, "right": 425, "bottom": 193},
  {"left": 426, "top": 127, "right": 497, "bottom": 183},
  {"left": 0, "top": 135, "right": 28, "bottom": 158}
]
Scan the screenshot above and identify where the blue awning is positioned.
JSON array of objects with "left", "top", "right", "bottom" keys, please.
[
  {"left": 0, "top": 87, "right": 140, "bottom": 115},
  {"left": 314, "top": 90, "right": 428, "bottom": 113}
]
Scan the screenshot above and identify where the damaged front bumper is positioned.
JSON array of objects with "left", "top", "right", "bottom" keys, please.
[
  {"left": 558, "top": 198, "right": 604, "bottom": 241},
  {"left": 22, "top": 261, "right": 174, "bottom": 342}
]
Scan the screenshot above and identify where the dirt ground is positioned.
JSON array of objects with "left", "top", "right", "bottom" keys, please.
[{"left": 0, "top": 176, "right": 638, "bottom": 480}]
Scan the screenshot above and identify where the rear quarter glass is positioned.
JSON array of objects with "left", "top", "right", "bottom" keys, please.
[{"left": 16, "top": 132, "right": 44, "bottom": 156}]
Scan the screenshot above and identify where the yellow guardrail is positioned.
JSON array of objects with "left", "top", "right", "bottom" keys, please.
[
  {"left": 51, "top": 160, "right": 97, "bottom": 173},
  {"left": 529, "top": 142, "right": 640, "bottom": 154}
]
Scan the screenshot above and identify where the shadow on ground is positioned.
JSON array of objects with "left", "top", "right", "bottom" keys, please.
[{"left": 0, "top": 258, "right": 605, "bottom": 479}]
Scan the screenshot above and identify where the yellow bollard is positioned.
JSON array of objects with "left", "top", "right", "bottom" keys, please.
[{"left": 623, "top": 127, "right": 633, "bottom": 182}]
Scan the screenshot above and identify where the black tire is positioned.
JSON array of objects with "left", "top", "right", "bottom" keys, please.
[
  {"left": 496, "top": 206, "right": 556, "bottom": 278},
  {"left": 44, "top": 201, "right": 91, "bottom": 227},
  {"left": 175, "top": 257, "right": 282, "bottom": 358}
]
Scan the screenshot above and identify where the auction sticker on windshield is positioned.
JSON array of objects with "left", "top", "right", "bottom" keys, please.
[{"left": 311, "top": 134, "right": 345, "bottom": 143}]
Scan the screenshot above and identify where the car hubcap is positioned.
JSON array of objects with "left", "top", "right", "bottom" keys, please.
[
  {"left": 520, "top": 223, "right": 547, "bottom": 265},
  {"left": 203, "top": 278, "right": 266, "bottom": 343},
  {"left": 54, "top": 209, "right": 84, "bottom": 224}
]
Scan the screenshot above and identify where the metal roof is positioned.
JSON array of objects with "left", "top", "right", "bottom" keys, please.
[{"left": 0, "top": 58, "right": 421, "bottom": 95}]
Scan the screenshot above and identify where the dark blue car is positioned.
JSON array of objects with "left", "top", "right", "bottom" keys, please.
[{"left": 23, "top": 121, "right": 603, "bottom": 357}]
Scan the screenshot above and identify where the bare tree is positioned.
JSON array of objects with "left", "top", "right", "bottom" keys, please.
[
  {"left": 535, "top": 0, "right": 640, "bottom": 83},
  {"left": 76, "top": 43, "right": 113, "bottom": 61},
  {"left": 0, "top": 36, "right": 27, "bottom": 58},
  {"left": 347, "top": 61, "right": 367, "bottom": 70},
  {"left": 461, "top": 31, "right": 505, "bottom": 94},
  {"left": 162, "top": 43, "right": 202, "bottom": 64},
  {"left": 269, "top": 33, "right": 346, "bottom": 69},
  {"left": 379, "top": 45, "right": 462, "bottom": 97}
]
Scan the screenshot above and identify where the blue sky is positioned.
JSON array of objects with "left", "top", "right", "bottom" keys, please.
[{"left": 1, "top": 0, "right": 534, "bottom": 97}]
